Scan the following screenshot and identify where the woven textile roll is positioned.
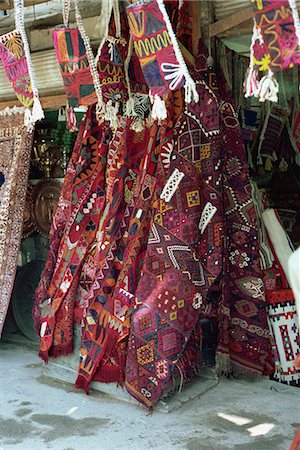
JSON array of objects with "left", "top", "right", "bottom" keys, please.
[{"left": 0, "top": 107, "right": 33, "bottom": 335}]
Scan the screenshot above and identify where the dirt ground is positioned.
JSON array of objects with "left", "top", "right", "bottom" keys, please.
[{"left": 0, "top": 340, "right": 299, "bottom": 450}]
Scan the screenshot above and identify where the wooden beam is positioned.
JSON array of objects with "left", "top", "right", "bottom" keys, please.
[
  {"left": 0, "top": 0, "right": 50, "bottom": 11},
  {"left": 209, "top": 7, "right": 253, "bottom": 38},
  {"left": 0, "top": 94, "right": 67, "bottom": 111}
]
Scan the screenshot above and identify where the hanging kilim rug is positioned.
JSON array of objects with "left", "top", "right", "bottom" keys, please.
[{"left": 0, "top": 107, "right": 33, "bottom": 335}]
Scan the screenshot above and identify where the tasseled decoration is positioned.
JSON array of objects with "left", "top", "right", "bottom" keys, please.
[
  {"left": 151, "top": 94, "right": 167, "bottom": 121},
  {"left": 265, "top": 157, "right": 272, "bottom": 172},
  {"left": 104, "top": 100, "right": 119, "bottom": 130},
  {"left": 14, "top": 0, "right": 44, "bottom": 129},
  {"left": 244, "top": 22, "right": 260, "bottom": 99},
  {"left": 279, "top": 158, "right": 289, "bottom": 172},
  {"left": 32, "top": 96, "right": 44, "bottom": 122},
  {"left": 130, "top": 117, "right": 144, "bottom": 133},
  {"left": 66, "top": 106, "right": 78, "bottom": 132},
  {"left": 257, "top": 154, "right": 263, "bottom": 166},
  {"left": 125, "top": 97, "right": 136, "bottom": 118},
  {"left": 24, "top": 108, "right": 34, "bottom": 132},
  {"left": 256, "top": 71, "right": 279, "bottom": 103}
]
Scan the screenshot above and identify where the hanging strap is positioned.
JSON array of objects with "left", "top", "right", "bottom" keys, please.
[
  {"left": 62, "top": 0, "right": 72, "bottom": 27},
  {"left": 14, "top": 0, "right": 44, "bottom": 129},
  {"left": 73, "top": 0, "right": 109, "bottom": 118}
]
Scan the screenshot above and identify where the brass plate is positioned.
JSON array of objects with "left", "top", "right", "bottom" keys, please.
[{"left": 32, "top": 179, "right": 62, "bottom": 238}]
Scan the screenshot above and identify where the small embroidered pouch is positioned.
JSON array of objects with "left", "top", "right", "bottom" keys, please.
[
  {"left": 245, "top": 0, "right": 300, "bottom": 102},
  {"left": 0, "top": 0, "right": 44, "bottom": 129},
  {"left": 52, "top": 27, "right": 98, "bottom": 108},
  {"left": 126, "top": 0, "right": 198, "bottom": 120},
  {"left": 0, "top": 30, "right": 34, "bottom": 108}
]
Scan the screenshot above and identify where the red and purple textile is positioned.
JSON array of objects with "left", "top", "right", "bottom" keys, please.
[
  {"left": 124, "top": 57, "right": 272, "bottom": 408},
  {"left": 0, "top": 30, "right": 34, "bottom": 108},
  {"left": 52, "top": 28, "right": 98, "bottom": 108},
  {"left": 76, "top": 119, "right": 162, "bottom": 390},
  {"left": 33, "top": 106, "right": 110, "bottom": 359},
  {"left": 251, "top": 0, "right": 300, "bottom": 72},
  {"left": 127, "top": 0, "right": 186, "bottom": 98}
]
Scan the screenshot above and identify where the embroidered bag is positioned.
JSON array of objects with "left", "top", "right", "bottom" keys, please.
[
  {"left": 245, "top": 0, "right": 300, "bottom": 102},
  {"left": 0, "top": 0, "right": 44, "bottom": 129},
  {"left": 126, "top": 0, "right": 198, "bottom": 120},
  {"left": 0, "top": 30, "right": 34, "bottom": 108},
  {"left": 52, "top": 27, "right": 98, "bottom": 109}
]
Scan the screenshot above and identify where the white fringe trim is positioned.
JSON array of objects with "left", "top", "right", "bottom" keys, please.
[
  {"left": 0, "top": 106, "right": 25, "bottom": 116},
  {"left": 150, "top": 94, "right": 167, "bottom": 121},
  {"left": 156, "top": 0, "right": 198, "bottom": 104}
]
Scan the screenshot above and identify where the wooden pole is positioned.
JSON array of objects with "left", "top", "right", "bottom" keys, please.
[{"left": 189, "top": 0, "right": 202, "bottom": 58}]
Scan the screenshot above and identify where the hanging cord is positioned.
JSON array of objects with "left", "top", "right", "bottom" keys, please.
[
  {"left": 14, "top": 0, "right": 44, "bottom": 130},
  {"left": 113, "top": 0, "right": 121, "bottom": 39},
  {"left": 73, "top": 0, "right": 106, "bottom": 121},
  {"left": 256, "top": 100, "right": 271, "bottom": 165},
  {"left": 207, "top": 6, "right": 214, "bottom": 69},
  {"left": 95, "top": 0, "right": 117, "bottom": 64},
  {"left": 62, "top": 0, "right": 71, "bottom": 27},
  {"left": 156, "top": 0, "right": 199, "bottom": 105},
  {"left": 124, "top": 33, "right": 134, "bottom": 116},
  {"left": 61, "top": 0, "right": 78, "bottom": 131},
  {"left": 245, "top": 21, "right": 260, "bottom": 99}
]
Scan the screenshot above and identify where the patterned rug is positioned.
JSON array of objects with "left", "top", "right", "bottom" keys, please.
[
  {"left": 33, "top": 106, "right": 110, "bottom": 359},
  {"left": 124, "top": 55, "right": 273, "bottom": 408},
  {"left": 0, "top": 107, "right": 33, "bottom": 335}
]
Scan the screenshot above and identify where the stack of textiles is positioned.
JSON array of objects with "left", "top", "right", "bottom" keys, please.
[{"left": 33, "top": 1, "right": 273, "bottom": 409}]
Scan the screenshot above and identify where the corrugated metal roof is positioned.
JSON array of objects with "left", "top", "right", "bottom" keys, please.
[
  {"left": 215, "top": 0, "right": 249, "bottom": 21},
  {"left": 0, "top": 49, "right": 64, "bottom": 101},
  {"left": 215, "top": 0, "right": 300, "bottom": 20}
]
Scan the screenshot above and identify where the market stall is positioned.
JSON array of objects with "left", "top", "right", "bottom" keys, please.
[{"left": 0, "top": 0, "right": 299, "bottom": 412}]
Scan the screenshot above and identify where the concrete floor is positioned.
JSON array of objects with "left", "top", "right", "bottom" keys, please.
[{"left": 0, "top": 339, "right": 299, "bottom": 450}]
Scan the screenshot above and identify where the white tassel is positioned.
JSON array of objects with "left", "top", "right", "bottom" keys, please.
[
  {"left": 245, "top": 22, "right": 260, "bottom": 99},
  {"left": 130, "top": 117, "right": 144, "bottom": 133},
  {"left": 256, "top": 71, "right": 279, "bottom": 103},
  {"left": 24, "top": 107, "right": 34, "bottom": 132},
  {"left": 257, "top": 154, "right": 263, "bottom": 166},
  {"left": 279, "top": 158, "right": 288, "bottom": 172},
  {"left": 184, "top": 79, "right": 199, "bottom": 104},
  {"left": 150, "top": 94, "right": 167, "bottom": 121},
  {"left": 104, "top": 100, "right": 119, "bottom": 130},
  {"left": 126, "top": 97, "right": 136, "bottom": 117},
  {"left": 272, "top": 151, "right": 278, "bottom": 162},
  {"left": 32, "top": 96, "right": 44, "bottom": 122}
]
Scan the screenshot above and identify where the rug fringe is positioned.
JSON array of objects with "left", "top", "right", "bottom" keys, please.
[{"left": 215, "top": 352, "right": 262, "bottom": 381}]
